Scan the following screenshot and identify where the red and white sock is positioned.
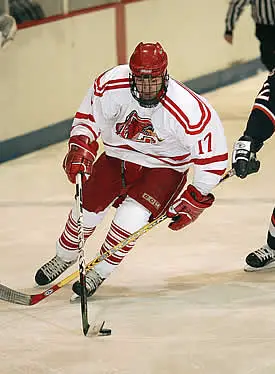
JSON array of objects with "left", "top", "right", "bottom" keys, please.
[
  {"left": 56, "top": 205, "right": 108, "bottom": 262},
  {"left": 94, "top": 197, "right": 151, "bottom": 278}
]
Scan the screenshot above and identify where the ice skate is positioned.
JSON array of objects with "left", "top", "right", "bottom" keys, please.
[
  {"left": 70, "top": 268, "right": 105, "bottom": 302},
  {"left": 244, "top": 244, "right": 275, "bottom": 271},
  {"left": 35, "top": 255, "right": 76, "bottom": 285},
  {"left": 0, "top": 14, "right": 17, "bottom": 48}
]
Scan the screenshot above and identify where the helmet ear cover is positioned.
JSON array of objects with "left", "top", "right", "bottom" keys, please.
[{"left": 129, "top": 42, "right": 169, "bottom": 107}]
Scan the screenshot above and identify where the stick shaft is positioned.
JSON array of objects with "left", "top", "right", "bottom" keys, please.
[{"left": 76, "top": 173, "right": 90, "bottom": 335}]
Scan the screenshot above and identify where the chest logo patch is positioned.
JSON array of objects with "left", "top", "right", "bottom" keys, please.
[{"left": 116, "top": 110, "right": 163, "bottom": 144}]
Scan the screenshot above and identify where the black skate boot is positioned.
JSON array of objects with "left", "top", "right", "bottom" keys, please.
[
  {"left": 245, "top": 245, "right": 275, "bottom": 271},
  {"left": 35, "top": 255, "right": 76, "bottom": 285},
  {"left": 72, "top": 268, "right": 105, "bottom": 298}
]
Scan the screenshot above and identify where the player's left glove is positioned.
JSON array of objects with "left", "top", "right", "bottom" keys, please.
[
  {"left": 232, "top": 135, "right": 261, "bottom": 179},
  {"left": 167, "top": 185, "right": 215, "bottom": 231}
]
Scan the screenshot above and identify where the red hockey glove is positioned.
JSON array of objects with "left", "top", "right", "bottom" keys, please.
[
  {"left": 63, "top": 135, "right": 98, "bottom": 183},
  {"left": 167, "top": 185, "right": 215, "bottom": 231}
]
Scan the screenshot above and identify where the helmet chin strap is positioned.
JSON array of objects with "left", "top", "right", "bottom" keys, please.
[{"left": 138, "top": 97, "right": 160, "bottom": 109}]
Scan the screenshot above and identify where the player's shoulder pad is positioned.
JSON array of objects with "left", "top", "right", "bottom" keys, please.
[
  {"left": 93, "top": 65, "right": 130, "bottom": 97},
  {"left": 167, "top": 78, "right": 204, "bottom": 107},
  {"left": 163, "top": 78, "right": 214, "bottom": 135},
  {"left": 96, "top": 64, "right": 130, "bottom": 83},
  {"left": 94, "top": 65, "right": 130, "bottom": 97}
]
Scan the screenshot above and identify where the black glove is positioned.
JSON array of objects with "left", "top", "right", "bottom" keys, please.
[{"left": 232, "top": 135, "right": 262, "bottom": 179}]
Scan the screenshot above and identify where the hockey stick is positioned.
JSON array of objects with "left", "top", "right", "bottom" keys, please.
[
  {"left": 0, "top": 168, "right": 234, "bottom": 306},
  {"left": 219, "top": 168, "right": 235, "bottom": 183},
  {"left": 0, "top": 210, "right": 167, "bottom": 306},
  {"left": 76, "top": 173, "right": 90, "bottom": 335}
]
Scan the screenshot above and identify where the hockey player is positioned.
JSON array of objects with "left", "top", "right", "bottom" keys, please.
[
  {"left": 0, "top": 13, "right": 17, "bottom": 49},
  {"left": 34, "top": 42, "right": 228, "bottom": 297},
  {"left": 232, "top": 69, "right": 275, "bottom": 271}
]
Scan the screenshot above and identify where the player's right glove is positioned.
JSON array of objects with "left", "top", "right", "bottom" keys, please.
[
  {"left": 167, "top": 185, "right": 215, "bottom": 231},
  {"left": 63, "top": 135, "right": 98, "bottom": 183},
  {"left": 232, "top": 135, "right": 262, "bottom": 179}
]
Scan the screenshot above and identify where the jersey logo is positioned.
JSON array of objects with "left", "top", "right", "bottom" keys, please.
[{"left": 116, "top": 110, "right": 163, "bottom": 144}]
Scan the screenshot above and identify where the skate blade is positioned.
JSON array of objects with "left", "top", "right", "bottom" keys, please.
[{"left": 70, "top": 292, "right": 80, "bottom": 303}]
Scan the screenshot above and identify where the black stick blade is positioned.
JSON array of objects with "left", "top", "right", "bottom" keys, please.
[
  {"left": 80, "top": 274, "right": 90, "bottom": 336},
  {"left": 83, "top": 320, "right": 90, "bottom": 336}
]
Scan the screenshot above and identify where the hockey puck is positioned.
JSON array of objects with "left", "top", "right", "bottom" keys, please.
[
  {"left": 98, "top": 321, "right": 112, "bottom": 336},
  {"left": 99, "top": 328, "right": 112, "bottom": 336}
]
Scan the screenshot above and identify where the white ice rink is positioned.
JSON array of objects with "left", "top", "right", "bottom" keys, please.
[{"left": 1, "top": 72, "right": 275, "bottom": 374}]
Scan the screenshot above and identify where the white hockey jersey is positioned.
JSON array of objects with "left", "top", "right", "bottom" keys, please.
[{"left": 70, "top": 65, "right": 228, "bottom": 195}]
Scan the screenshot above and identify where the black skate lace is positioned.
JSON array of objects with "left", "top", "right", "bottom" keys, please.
[
  {"left": 254, "top": 247, "right": 275, "bottom": 261},
  {"left": 42, "top": 256, "right": 69, "bottom": 280},
  {"left": 85, "top": 270, "right": 103, "bottom": 292}
]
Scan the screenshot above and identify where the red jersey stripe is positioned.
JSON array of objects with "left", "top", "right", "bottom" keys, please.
[
  {"left": 94, "top": 83, "right": 130, "bottom": 97},
  {"left": 94, "top": 73, "right": 130, "bottom": 96},
  {"left": 165, "top": 94, "right": 211, "bottom": 130},
  {"left": 163, "top": 80, "right": 212, "bottom": 132},
  {"left": 193, "top": 153, "right": 228, "bottom": 165},
  {"left": 205, "top": 169, "right": 227, "bottom": 176},
  {"left": 95, "top": 77, "right": 129, "bottom": 91},
  {"left": 160, "top": 97, "right": 211, "bottom": 135},
  {"left": 71, "top": 123, "right": 98, "bottom": 140},
  {"left": 75, "top": 112, "right": 95, "bottom": 122},
  {"left": 104, "top": 142, "right": 227, "bottom": 168}
]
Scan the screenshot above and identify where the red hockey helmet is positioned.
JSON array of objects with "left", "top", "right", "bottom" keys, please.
[{"left": 129, "top": 42, "right": 169, "bottom": 107}]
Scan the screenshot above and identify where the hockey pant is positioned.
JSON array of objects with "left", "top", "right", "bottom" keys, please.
[{"left": 56, "top": 153, "right": 187, "bottom": 279}]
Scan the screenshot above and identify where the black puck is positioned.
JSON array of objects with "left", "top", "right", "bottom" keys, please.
[
  {"left": 99, "top": 328, "right": 112, "bottom": 336},
  {"left": 98, "top": 321, "right": 112, "bottom": 336}
]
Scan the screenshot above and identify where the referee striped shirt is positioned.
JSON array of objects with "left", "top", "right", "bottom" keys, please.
[{"left": 225, "top": 0, "right": 275, "bottom": 34}]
